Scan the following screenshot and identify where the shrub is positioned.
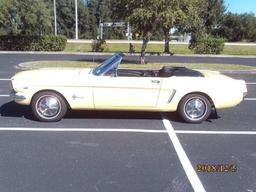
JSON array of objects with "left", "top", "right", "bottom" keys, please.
[
  {"left": 0, "top": 35, "right": 67, "bottom": 51},
  {"left": 91, "top": 39, "right": 107, "bottom": 52},
  {"left": 191, "top": 36, "right": 225, "bottom": 54},
  {"left": 39, "top": 35, "right": 67, "bottom": 51}
]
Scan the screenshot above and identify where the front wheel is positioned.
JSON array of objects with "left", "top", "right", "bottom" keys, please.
[
  {"left": 178, "top": 94, "right": 212, "bottom": 123},
  {"left": 31, "top": 91, "right": 67, "bottom": 122}
]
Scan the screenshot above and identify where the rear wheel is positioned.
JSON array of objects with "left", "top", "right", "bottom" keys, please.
[
  {"left": 178, "top": 94, "right": 211, "bottom": 123},
  {"left": 31, "top": 91, "right": 67, "bottom": 122}
]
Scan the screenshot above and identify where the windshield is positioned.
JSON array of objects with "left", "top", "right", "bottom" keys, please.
[{"left": 92, "top": 53, "right": 124, "bottom": 76}]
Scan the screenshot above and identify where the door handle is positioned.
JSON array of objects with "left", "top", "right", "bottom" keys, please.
[{"left": 151, "top": 80, "right": 160, "bottom": 84}]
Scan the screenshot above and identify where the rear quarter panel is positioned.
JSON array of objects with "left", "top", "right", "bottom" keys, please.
[{"left": 158, "top": 75, "right": 245, "bottom": 111}]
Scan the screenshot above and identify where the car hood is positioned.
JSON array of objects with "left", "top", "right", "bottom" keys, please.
[{"left": 11, "top": 68, "right": 92, "bottom": 91}]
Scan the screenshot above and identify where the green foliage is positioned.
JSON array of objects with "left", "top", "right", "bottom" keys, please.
[
  {"left": 241, "top": 13, "right": 256, "bottom": 42},
  {"left": 0, "top": 0, "right": 255, "bottom": 48},
  {"left": 204, "top": 0, "right": 225, "bottom": 35},
  {"left": 0, "top": 35, "right": 67, "bottom": 51},
  {"left": 18, "top": 0, "right": 52, "bottom": 35},
  {"left": 112, "top": 0, "right": 197, "bottom": 60},
  {"left": 0, "top": 0, "right": 52, "bottom": 36},
  {"left": 91, "top": 39, "right": 107, "bottom": 52},
  {"left": 38, "top": 35, "right": 67, "bottom": 51},
  {"left": 191, "top": 36, "right": 225, "bottom": 54},
  {"left": 52, "top": 0, "right": 94, "bottom": 39},
  {"left": 218, "top": 12, "right": 256, "bottom": 42},
  {"left": 0, "top": 0, "right": 20, "bottom": 35},
  {"left": 181, "top": 0, "right": 225, "bottom": 49}
]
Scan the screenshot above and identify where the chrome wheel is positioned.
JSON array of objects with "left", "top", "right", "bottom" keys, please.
[
  {"left": 36, "top": 95, "right": 61, "bottom": 119},
  {"left": 184, "top": 98, "right": 207, "bottom": 120}
]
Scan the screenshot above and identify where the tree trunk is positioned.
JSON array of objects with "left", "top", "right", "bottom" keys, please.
[
  {"left": 140, "top": 33, "right": 149, "bottom": 64},
  {"left": 164, "top": 28, "right": 170, "bottom": 54}
]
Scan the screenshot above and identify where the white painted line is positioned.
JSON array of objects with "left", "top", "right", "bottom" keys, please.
[
  {"left": 0, "top": 127, "right": 167, "bottom": 133},
  {"left": 1, "top": 128, "right": 256, "bottom": 136},
  {"left": 175, "top": 130, "right": 256, "bottom": 135},
  {"left": 0, "top": 79, "right": 11, "bottom": 81},
  {"left": 247, "top": 82, "right": 256, "bottom": 85},
  {"left": 0, "top": 95, "right": 9, "bottom": 97},
  {"left": 2, "top": 127, "right": 256, "bottom": 136},
  {"left": 162, "top": 117, "right": 206, "bottom": 192},
  {"left": 245, "top": 98, "right": 256, "bottom": 101}
]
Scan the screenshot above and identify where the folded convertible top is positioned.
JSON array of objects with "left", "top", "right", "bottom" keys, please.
[{"left": 159, "top": 67, "right": 204, "bottom": 77}]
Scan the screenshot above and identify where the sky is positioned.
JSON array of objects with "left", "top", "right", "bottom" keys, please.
[{"left": 225, "top": 0, "right": 256, "bottom": 14}]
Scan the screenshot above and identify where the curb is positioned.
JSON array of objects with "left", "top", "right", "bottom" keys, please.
[
  {"left": 1, "top": 51, "right": 256, "bottom": 58},
  {"left": 220, "top": 70, "right": 256, "bottom": 74},
  {"left": 67, "top": 39, "right": 256, "bottom": 46}
]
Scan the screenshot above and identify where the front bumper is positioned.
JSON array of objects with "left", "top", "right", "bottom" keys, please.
[
  {"left": 9, "top": 89, "right": 26, "bottom": 101},
  {"left": 243, "top": 91, "right": 248, "bottom": 98}
]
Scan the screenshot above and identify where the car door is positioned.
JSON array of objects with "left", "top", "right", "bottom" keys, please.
[{"left": 93, "top": 75, "right": 162, "bottom": 109}]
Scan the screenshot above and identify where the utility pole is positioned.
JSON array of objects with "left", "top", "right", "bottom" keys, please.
[
  {"left": 75, "top": 0, "right": 78, "bottom": 40},
  {"left": 54, "top": 0, "right": 57, "bottom": 36}
]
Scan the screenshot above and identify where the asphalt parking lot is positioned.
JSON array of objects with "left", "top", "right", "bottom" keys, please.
[{"left": 0, "top": 53, "right": 256, "bottom": 192}]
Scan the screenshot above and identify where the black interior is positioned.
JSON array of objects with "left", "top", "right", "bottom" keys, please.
[{"left": 116, "top": 67, "right": 204, "bottom": 78}]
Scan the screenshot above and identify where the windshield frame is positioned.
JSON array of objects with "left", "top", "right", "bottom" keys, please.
[{"left": 92, "top": 53, "right": 124, "bottom": 76}]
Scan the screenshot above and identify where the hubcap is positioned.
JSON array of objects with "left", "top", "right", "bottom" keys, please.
[
  {"left": 36, "top": 96, "right": 61, "bottom": 119},
  {"left": 185, "top": 98, "right": 206, "bottom": 120}
]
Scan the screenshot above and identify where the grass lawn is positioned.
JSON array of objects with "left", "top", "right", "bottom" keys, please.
[
  {"left": 19, "top": 60, "right": 256, "bottom": 71},
  {"left": 65, "top": 43, "right": 193, "bottom": 54},
  {"left": 223, "top": 45, "right": 256, "bottom": 55},
  {"left": 65, "top": 43, "right": 256, "bottom": 55}
]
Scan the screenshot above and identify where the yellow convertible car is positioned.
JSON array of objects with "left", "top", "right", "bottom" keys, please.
[{"left": 10, "top": 53, "right": 247, "bottom": 123}]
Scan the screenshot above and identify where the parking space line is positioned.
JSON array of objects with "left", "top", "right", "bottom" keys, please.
[
  {"left": 245, "top": 98, "right": 256, "bottom": 101},
  {"left": 0, "top": 95, "right": 9, "bottom": 97},
  {"left": 0, "top": 79, "right": 11, "bottom": 81},
  {"left": 162, "top": 117, "right": 206, "bottom": 192},
  {"left": 175, "top": 130, "right": 256, "bottom": 135},
  {"left": 2, "top": 127, "right": 256, "bottom": 136},
  {"left": 246, "top": 82, "right": 256, "bottom": 85},
  {"left": 0, "top": 127, "right": 167, "bottom": 133}
]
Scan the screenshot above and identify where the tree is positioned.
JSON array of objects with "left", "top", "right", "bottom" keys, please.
[
  {"left": 77, "top": 0, "right": 91, "bottom": 39},
  {"left": 0, "top": 0, "right": 52, "bottom": 36},
  {"left": 240, "top": 13, "right": 256, "bottom": 42},
  {"left": 218, "top": 12, "right": 243, "bottom": 41},
  {"left": 87, "top": 0, "right": 99, "bottom": 38},
  {"left": 0, "top": 0, "right": 20, "bottom": 35},
  {"left": 218, "top": 12, "right": 256, "bottom": 42},
  {"left": 88, "top": 0, "right": 123, "bottom": 39},
  {"left": 127, "top": 0, "right": 159, "bottom": 63},
  {"left": 113, "top": 0, "right": 208, "bottom": 61},
  {"left": 177, "top": 0, "right": 225, "bottom": 50},
  {"left": 204, "top": 0, "right": 225, "bottom": 35},
  {"left": 17, "top": 0, "right": 52, "bottom": 35},
  {"left": 176, "top": 0, "right": 206, "bottom": 49},
  {"left": 158, "top": 0, "right": 188, "bottom": 53},
  {"left": 112, "top": 0, "right": 168, "bottom": 63},
  {"left": 55, "top": 0, "right": 77, "bottom": 38}
]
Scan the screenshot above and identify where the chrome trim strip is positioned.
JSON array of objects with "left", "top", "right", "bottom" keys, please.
[{"left": 167, "top": 90, "right": 176, "bottom": 103}]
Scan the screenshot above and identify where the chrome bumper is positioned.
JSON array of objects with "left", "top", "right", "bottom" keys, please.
[
  {"left": 9, "top": 90, "right": 26, "bottom": 100},
  {"left": 243, "top": 92, "right": 248, "bottom": 98}
]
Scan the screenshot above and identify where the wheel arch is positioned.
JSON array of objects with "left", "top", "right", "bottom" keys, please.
[
  {"left": 31, "top": 89, "right": 71, "bottom": 109},
  {"left": 178, "top": 91, "right": 215, "bottom": 109}
]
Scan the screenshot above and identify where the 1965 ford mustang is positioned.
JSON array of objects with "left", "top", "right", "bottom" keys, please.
[{"left": 10, "top": 53, "right": 247, "bottom": 123}]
